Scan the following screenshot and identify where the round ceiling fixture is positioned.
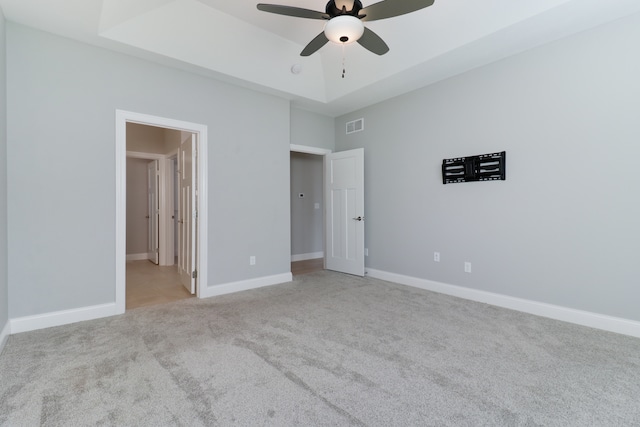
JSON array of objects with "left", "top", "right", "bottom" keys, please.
[{"left": 324, "top": 15, "right": 364, "bottom": 44}]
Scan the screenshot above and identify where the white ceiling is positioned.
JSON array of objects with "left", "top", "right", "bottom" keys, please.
[{"left": 2, "top": 0, "right": 639, "bottom": 116}]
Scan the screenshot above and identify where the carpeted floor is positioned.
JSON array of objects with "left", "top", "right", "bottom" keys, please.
[{"left": 1, "top": 271, "right": 640, "bottom": 426}]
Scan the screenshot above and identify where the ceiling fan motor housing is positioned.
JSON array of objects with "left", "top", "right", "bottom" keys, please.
[{"left": 326, "top": 0, "right": 363, "bottom": 17}]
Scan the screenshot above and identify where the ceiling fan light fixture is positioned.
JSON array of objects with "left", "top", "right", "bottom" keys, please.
[{"left": 324, "top": 15, "right": 364, "bottom": 44}]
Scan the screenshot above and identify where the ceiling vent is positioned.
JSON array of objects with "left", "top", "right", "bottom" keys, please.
[{"left": 346, "top": 118, "right": 364, "bottom": 134}]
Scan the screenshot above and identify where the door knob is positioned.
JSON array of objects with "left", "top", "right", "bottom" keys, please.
[
  {"left": 353, "top": 216, "right": 364, "bottom": 221},
  {"left": 145, "top": 215, "right": 150, "bottom": 219}
]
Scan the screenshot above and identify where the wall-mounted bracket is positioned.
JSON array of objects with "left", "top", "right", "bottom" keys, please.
[{"left": 442, "top": 151, "right": 506, "bottom": 184}]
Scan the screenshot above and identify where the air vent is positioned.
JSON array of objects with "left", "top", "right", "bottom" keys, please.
[{"left": 346, "top": 118, "right": 364, "bottom": 134}]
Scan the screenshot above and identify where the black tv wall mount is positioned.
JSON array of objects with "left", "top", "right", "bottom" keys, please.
[{"left": 442, "top": 151, "right": 506, "bottom": 184}]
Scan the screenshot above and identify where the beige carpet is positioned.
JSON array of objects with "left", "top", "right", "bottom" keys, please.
[{"left": 1, "top": 271, "right": 640, "bottom": 425}]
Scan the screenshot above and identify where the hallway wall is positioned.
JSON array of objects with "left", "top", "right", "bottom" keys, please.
[{"left": 126, "top": 158, "right": 150, "bottom": 256}]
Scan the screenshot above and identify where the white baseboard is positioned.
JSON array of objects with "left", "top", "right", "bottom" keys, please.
[
  {"left": 126, "top": 253, "right": 149, "bottom": 261},
  {"left": 8, "top": 272, "right": 293, "bottom": 335},
  {"left": 366, "top": 268, "right": 640, "bottom": 339},
  {"left": 200, "top": 273, "right": 293, "bottom": 298},
  {"left": 0, "top": 320, "right": 10, "bottom": 355},
  {"left": 291, "top": 252, "right": 324, "bottom": 262},
  {"left": 10, "top": 303, "right": 118, "bottom": 334}
]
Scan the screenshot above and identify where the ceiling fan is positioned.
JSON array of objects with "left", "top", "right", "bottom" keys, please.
[{"left": 257, "top": 0, "right": 435, "bottom": 56}]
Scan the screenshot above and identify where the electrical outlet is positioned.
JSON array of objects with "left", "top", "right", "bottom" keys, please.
[
  {"left": 434, "top": 252, "right": 440, "bottom": 262},
  {"left": 464, "top": 262, "right": 471, "bottom": 273},
  {"left": 250, "top": 256, "right": 256, "bottom": 265}
]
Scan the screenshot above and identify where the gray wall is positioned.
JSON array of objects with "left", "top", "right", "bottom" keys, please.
[
  {"left": 126, "top": 158, "right": 150, "bottom": 255},
  {"left": 335, "top": 13, "right": 640, "bottom": 322},
  {"left": 290, "top": 107, "right": 335, "bottom": 151},
  {"left": 290, "top": 152, "right": 323, "bottom": 257},
  {"left": 0, "top": 7, "right": 8, "bottom": 332},
  {"left": 6, "top": 23, "right": 290, "bottom": 318},
  {"left": 289, "top": 108, "right": 333, "bottom": 260}
]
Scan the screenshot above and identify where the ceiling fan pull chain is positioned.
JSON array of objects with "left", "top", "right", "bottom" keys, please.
[{"left": 342, "top": 44, "right": 346, "bottom": 78}]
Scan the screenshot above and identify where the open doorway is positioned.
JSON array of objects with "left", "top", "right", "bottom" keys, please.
[
  {"left": 290, "top": 145, "right": 331, "bottom": 276},
  {"left": 125, "top": 123, "right": 194, "bottom": 309},
  {"left": 115, "top": 110, "right": 208, "bottom": 315},
  {"left": 289, "top": 144, "right": 366, "bottom": 278}
]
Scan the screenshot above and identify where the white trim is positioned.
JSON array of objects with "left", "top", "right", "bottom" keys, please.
[
  {"left": 159, "top": 157, "right": 175, "bottom": 266},
  {"left": 291, "top": 252, "right": 324, "bottom": 262},
  {"left": 0, "top": 321, "right": 10, "bottom": 354},
  {"left": 10, "top": 303, "right": 118, "bottom": 334},
  {"left": 200, "top": 273, "right": 292, "bottom": 298},
  {"left": 116, "top": 110, "right": 208, "bottom": 314},
  {"left": 290, "top": 144, "right": 332, "bottom": 155},
  {"left": 126, "top": 151, "right": 165, "bottom": 160},
  {"left": 116, "top": 112, "right": 127, "bottom": 314},
  {"left": 366, "top": 268, "right": 640, "bottom": 339},
  {"left": 126, "top": 253, "right": 149, "bottom": 261}
]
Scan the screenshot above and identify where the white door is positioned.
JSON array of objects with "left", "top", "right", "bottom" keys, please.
[
  {"left": 147, "top": 160, "right": 159, "bottom": 265},
  {"left": 178, "top": 134, "right": 197, "bottom": 294},
  {"left": 325, "top": 148, "right": 365, "bottom": 276}
]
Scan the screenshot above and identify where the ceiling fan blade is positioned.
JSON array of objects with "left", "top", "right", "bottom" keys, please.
[
  {"left": 300, "top": 32, "right": 330, "bottom": 56},
  {"left": 360, "top": 0, "right": 434, "bottom": 22},
  {"left": 257, "top": 4, "right": 329, "bottom": 20},
  {"left": 357, "top": 27, "right": 389, "bottom": 55}
]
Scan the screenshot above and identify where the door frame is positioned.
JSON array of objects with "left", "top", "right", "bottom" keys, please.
[
  {"left": 126, "top": 151, "right": 174, "bottom": 266},
  {"left": 116, "top": 110, "right": 208, "bottom": 314},
  {"left": 290, "top": 144, "right": 332, "bottom": 156},
  {"left": 164, "top": 150, "right": 178, "bottom": 266},
  {"left": 147, "top": 159, "right": 160, "bottom": 264},
  {"left": 289, "top": 144, "right": 331, "bottom": 268}
]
